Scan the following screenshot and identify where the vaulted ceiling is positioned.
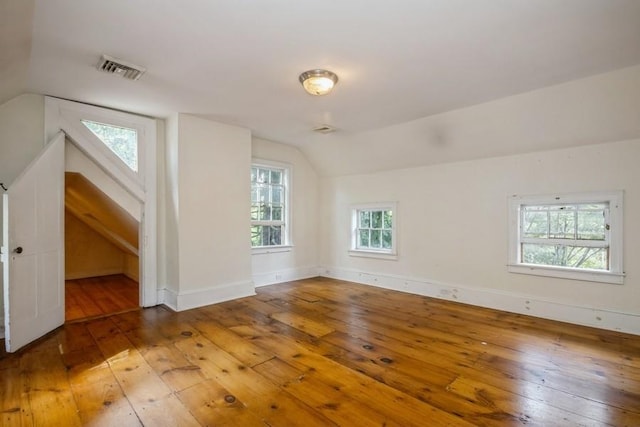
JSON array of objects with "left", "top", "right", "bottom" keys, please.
[{"left": 2, "top": 0, "right": 640, "bottom": 175}]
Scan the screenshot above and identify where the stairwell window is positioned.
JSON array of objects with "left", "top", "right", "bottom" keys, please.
[
  {"left": 251, "top": 161, "right": 290, "bottom": 251},
  {"left": 508, "top": 191, "right": 624, "bottom": 284},
  {"left": 350, "top": 203, "right": 397, "bottom": 259}
]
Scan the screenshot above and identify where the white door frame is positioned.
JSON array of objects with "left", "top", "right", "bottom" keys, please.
[{"left": 44, "top": 97, "right": 157, "bottom": 307}]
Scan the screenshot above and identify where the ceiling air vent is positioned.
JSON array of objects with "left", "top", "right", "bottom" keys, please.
[
  {"left": 313, "top": 125, "right": 336, "bottom": 134},
  {"left": 96, "top": 54, "right": 146, "bottom": 81}
]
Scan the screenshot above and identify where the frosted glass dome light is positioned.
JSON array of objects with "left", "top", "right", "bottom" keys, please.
[{"left": 299, "top": 69, "right": 339, "bottom": 96}]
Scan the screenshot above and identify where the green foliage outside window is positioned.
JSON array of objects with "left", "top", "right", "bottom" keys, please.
[
  {"left": 521, "top": 203, "right": 608, "bottom": 270},
  {"left": 357, "top": 209, "right": 393, "bottom": 250},
  {"left": 251, "top": 166, "right": 285, "bottom": 247}
]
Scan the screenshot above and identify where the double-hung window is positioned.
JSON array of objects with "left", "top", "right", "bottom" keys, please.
[
  {"left": 251, "top": 162, "right": 289, "bottom": 249},
  {"left": 508, "top": 191, "right": 624, "bottom": 284},
  {"left": 350, "top": 203, "right": 397, "bottom": 259}
]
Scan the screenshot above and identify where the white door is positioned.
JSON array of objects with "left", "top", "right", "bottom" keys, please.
[{"left": 2, "top": 131, "right": 65, "bottom": 352}]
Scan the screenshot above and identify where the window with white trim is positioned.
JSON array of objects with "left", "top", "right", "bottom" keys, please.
[
  {"left": 508, "top": 191, "right": 624, "bottom": 284},
  {"left": 350, "top": 203, "right": 397, "bottom": 258},
  {"left": 251, "top": 163, "right": 289, "bottom": 248}
]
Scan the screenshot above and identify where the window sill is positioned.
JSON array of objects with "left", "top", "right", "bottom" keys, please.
[
  {"left": 508, "top": 263, "right": 624, "bottom": 285},
  {"left": 252, "top": 245, "right": 293, "bottom": 255},
  {"left": 349, "top": 250, "right": 398, "bottom": 260}
]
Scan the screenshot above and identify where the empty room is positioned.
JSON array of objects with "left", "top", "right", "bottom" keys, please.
[{"left": 1, "top": 1, "right": 639, "bottom": 426}]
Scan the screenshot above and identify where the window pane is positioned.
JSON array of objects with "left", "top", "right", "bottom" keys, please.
[
  {"left": 371, "top": 230, "right": 381, "bottom": 247},
  {"left": 251, "top": 164, "right": 287, "bottom": 247},
  {"left": 272, "top": 186, "right": 283, "bottom": 204},
  {"left": 371, "top": 211, "right": 382, "bottom": 229},
  {"left": 259, "top": 204, "right": 271, "bottom": 221},
  {"left": 577, "top": 209, "right": 606, "bottom": 240},
  {"left": 257, "top": 168, "right": 268, "bottom": 183},
  {"left": 382, "top": 230, "right": 392, "bottom": 249},
  {"left": 272, "top": 206, "right": 282, "bottom": 221},
  {"left": 383, "top": 210, "right": 393, "bottom": 229},
  {"left": 269, "top": 226, "right": 282, "bottom": 245},
  {"left": 251, "top": 225, "right": 263, "bottom": 246},
  {"left": 522, "top": 243, "right": 607, "bottom": 270},
  {"left": 549, "top": 208, "right": 575, "bottom": 239},
  {"left": 254, "top": 186, "right": 261, "bottom": 203},
  {"left": 82, "top": 120, "right": 138, "bottom": 172},
  {"left": 261, "top": 226, "right": 270, "bottom": 245},
  {"left": 359, "top": 230, "right": 369, "bottom": 247},
  {"left": 522, "top": 210, "right": 548, "bottom": 238},
  {"left": 360, "top": 211, "right": 370, "bottom": 228},
  {"left": 250, "top": 204, "right": 260, "bottom": 220}
]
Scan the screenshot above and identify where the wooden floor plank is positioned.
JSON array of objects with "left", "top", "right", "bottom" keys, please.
[
  {"left": 0, "top": 364, "right": 32, "bottom": 426},
  {"left": 20, "top": 336, "right": 83, "bottom": 427},
  {"left": 86, "top": 318, "right": 200, "bottom": 426},
  {"left": 191, "top": 320, "right": 275, "bottom": 368},
  {"left": 174, "top": 335, "right": 337, "bottom": 426},
  {"left": 2, "top": 277, "right": 639, "bottom": 426},
  {"left": 177, "top": 378, "right": 267, "bottom": 427},
  {"left": 66, "top": 275, "right": 139, "bottom": 322}
]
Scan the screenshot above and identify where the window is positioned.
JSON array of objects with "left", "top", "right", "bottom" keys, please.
[
  {"left": 251, "top": 162, "right": 289, "bottom": 249},
  {"left": 508, "top": 191, "right": 624, "bottom": 284},
  {"left": 81, "top": 120, "right": 138, "bottom": 172},
  {"left": 350, "top": 203, "right": 397, "bottom": 259}
]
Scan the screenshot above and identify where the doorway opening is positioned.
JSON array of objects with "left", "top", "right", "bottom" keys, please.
[
  {"left": 64, "top": 170, "right": 140, "bottom": 322},
  {"left": 45, "top": 96, "right": 158, "bottom": 319}
]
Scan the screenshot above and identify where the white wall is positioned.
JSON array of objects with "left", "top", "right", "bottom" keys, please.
[
  {"left": 161, "top": 114, "right": 254, "bottom": 310},
  {"left": 251, "top": 138, "right": 320, "bottom": 286},
  {"left": 0, "top": 94, "right": 45, "bottom": 338},
  {"left": 162, "top": 113, "right": 180, "bottom": 295},
  {"left": 320, "top": 138, "right": 640, "bottom": 334}
]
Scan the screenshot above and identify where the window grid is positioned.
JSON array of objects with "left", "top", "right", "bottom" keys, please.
[
  {"left": 355, "top": 209, "right": 393, "bottom": 251},
  {"left": 519, "top": 202, "right": 610, "bottom": 271},
  {"left": 251, "top": 165, "right": 286, "bottom": 247}
]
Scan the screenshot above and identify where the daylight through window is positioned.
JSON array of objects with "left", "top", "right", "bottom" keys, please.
[
  {"left": 251, "top": 164, "right": 287, "bottom": 247},
  {"left": 351, "top": 203, "right": 397, "bottom": 257},
  {"left": 520, "top": 203, "right": 609, "bottom": 270},
  {"left": 508, "top": 192, "right": 624, "bottom": 284},
  {"left": 82, "top": 120, "right": 138, "bottom": 172}
]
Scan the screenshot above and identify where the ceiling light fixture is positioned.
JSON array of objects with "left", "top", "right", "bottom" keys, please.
[{"left": 299, "top": 69, "right": 338, "bottom": 96}]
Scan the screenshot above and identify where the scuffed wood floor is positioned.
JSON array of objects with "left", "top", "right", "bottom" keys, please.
[{"left": 2, "top": 277, "right": 639, "bottom": 426}]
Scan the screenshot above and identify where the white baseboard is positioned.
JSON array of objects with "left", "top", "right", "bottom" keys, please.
[
  {"left": 253, "top": 266, "right": 320, "bottom": 287},
  {"left": 320, "top": 266, "right": 640, "bottom": 336},
  {"left": 159, "top": 280, "right": 255, "bottom": 312}
]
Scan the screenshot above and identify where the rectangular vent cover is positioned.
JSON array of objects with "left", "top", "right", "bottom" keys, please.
[{"left": 97, "top": 54, "right": 146, "bottom": 80}]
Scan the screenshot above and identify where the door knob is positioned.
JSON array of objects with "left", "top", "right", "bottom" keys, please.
[{"left": 14, "top": 246, "right": 23, "bottom": 254}]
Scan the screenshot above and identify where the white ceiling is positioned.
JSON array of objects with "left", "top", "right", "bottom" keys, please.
[{"left": 2, "top": 0, "right": 640, "bottom": 174}]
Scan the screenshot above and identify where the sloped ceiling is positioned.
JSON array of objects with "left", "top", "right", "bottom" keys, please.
[
  {"left": 2, "top": 1, "right": 640, "bottom": 175},
  {"left": 0, "top": 0, "right": 34, "bottom": 103}
]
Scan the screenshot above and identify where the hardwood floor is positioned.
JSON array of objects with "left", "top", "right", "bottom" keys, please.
[
  {"left": 2, "top": 277, "right": 639, "bottom": 426},
  {"left": 65, "top": 275, "right": 139, "bottom": 322}
]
